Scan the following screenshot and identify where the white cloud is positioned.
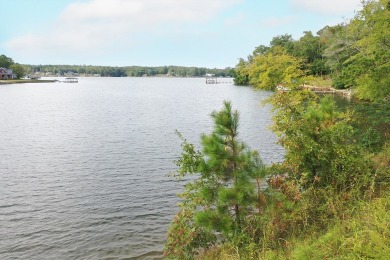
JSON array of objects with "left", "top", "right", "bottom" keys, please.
[
  {"left": 5, "top": 0, "right": 241, "bottom": 61},
  {"left": 290, "top": 0, "right": 362, "bottom": 15}
]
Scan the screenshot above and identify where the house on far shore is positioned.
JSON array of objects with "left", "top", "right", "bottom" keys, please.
[{"left": 0, "top": 67, "right": 15, "bottom": 79}]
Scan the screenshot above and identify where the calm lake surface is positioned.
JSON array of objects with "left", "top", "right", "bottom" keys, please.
[{"left": 0, "top": 77, "right": 284, "bottom": 259}]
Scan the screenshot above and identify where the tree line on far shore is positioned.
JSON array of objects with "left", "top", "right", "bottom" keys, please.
[
  {"left": 1, "top": 54, "right": 234, "bottom": 79},
  {"left": 14, "top": 62, "right": 234, "bottom": 78}
]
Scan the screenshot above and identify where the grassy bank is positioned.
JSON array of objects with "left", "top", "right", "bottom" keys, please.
[
  {"left": 198, "top": 190, "right": 390, "bottom": 259},
  {"left": 0, "top": 79, "right": 57, "bottom": 84},
  {"left": 305, "top": 77, "right": 333, "bottom": 88}
]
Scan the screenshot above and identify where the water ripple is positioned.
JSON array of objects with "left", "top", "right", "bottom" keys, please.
[{"left": 0, "top": 77, "right": 284, "bottom": 259}]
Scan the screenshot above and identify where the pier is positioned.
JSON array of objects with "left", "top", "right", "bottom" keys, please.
[
  {"left": 63, "top": 77, "right": 78, "bottom": 83},
  {"left": 205, "top": 77, "right": 232, "bottom": 84},
  {"left": 302, "top": 85, "right": 351, "bottom": 97},
  {"left": 55, "top": 77, "right": 79, "bottom": 83}
]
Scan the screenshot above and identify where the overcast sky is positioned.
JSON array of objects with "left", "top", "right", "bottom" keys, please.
[{"left": 0, "top": 0, "right": 362, "bottom": 68}]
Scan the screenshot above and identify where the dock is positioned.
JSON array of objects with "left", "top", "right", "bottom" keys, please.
[
  {"left": 302, "top": 85, "right": 351, "bottom": 96},
  {"left": 56, "top": 77, "right": 78, "bottom": 83},
  {"left": 63, "top": 77, "right": 78, "bottom": 83},
  {"left": 205, "top": 77, "right": 232, "bottom": 84}
]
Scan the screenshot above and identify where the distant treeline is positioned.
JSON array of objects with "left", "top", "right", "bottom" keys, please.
[{"left": 23, "top": 64, "right": 235, "bottom": 77}]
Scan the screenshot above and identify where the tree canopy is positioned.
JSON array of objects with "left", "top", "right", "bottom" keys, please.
[
  {"left": 10, "top": 64, "right": 26, "bottom": 79},
  {"left": 247, "top": 46, "right": 305, "bottom": 90},
  {"left": 0, "top": 54, "right": 14, "bottom": 68},
  {"left": 233, "top": 0, "right": 390, "bottom": 101}
]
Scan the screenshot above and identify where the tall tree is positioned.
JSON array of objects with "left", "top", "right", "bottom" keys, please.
[
  {"left": 324, "top": 0, "right": 390, "bottom": 100},
  {"left": 233, "top": 58, "right": 250, "bottom": 85},
  {"left": 0, "top": 54, "right": 14, "bottom": 68},
  {"left": 352, "top": 0, "right": 390, "bottom": 100},
  {"left": 248, "top": 46, "right": 305, "bottom": 90},
  {"left": 293, "top": 31, "right": 329, "bottom": 76},
  {"left": 270, "top": 34, "right": 295, "bottom": 54},
  {"left": 252, "top": 44, "right": 270, "bottom": 57},
  {"left": 165, "top": 101, "right": 265, "bottom": 258},
  {"left": 10, "top": 64, "right": 26, "bottom": 79},
  {"left": 195, "top": 101, "right": 256, "bottom": 232}
]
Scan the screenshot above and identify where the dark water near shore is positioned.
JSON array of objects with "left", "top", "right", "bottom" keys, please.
[{"left": 0, "top": 77, "right": 284, "bottom": 259}]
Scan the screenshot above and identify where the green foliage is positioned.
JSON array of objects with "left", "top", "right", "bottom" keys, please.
[
  {"left": 268, "top": 92, "right": 373, "bottom": 190},
  {"left": 164, "top": 209, "right": 216, "bottom": 259},
  {"left": 194, "top": 92, "right": 388, "bottom": 259},
  {"left": 233, "top": 58, "right": 249, "bottom": 85},
  {"left": 324, "top": 0, "right": 390, "bottom": 99},
  {"left": 234, "top": 1, "right": 389, "bottom": 101},
  {"left": 270, "top": 34, "right": 295, "bottom": 54},
  {"left": 166, "top": 93, "right": 388, "bottom": 259},
  {"left": 292, "top": 192, "right": 390, "bottom": 259},
  {"left": 0, "top": 55, "right": 25, "bottom": 79},
  {"left": 293, "top": 31, "right": 329, "bottom": 76},
  {"left": 350, "top": 100, "right": 390, "bottom": 153},
  {"left": 265, "top": 91, "right": 379, "bottom": 237},
  {"left": 233, "top": 28, "right": 333, "bottom": 89},
  {"left": 251, "top": 44, "right": 270, "bottom": 57},
  {"left": 197, "top": 191, "right": 390, "bottom": 259},
  {"left": 165, "top": 101, "right": 267, "bottom": 258},
  {"left": 371, "top": 141, "right": 390, "bottom": 190},
  {"left": 0, "top": 54, "right": 14, "bottom": 68},
  {"left": 247, "top": 46, "right": 305, "bottom": 90},
  {"left": 167, "top": 2, "right": 390, "bottom": 257},
  {"left": 22, "top": 64, "right": 234, "bottom": 78},
  {"left": 10, "top": 64, "right": 26, "bottom": 79},
  {"left": 354, "top": 1, "right": 390, "bottom": 76},
  {"left": 361, "top": 127, "right": 382, "bottom": 150}
]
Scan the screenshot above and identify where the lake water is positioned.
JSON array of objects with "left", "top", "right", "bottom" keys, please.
[{"left": 0, "top": 77, "right": 284, "bottom": 259}]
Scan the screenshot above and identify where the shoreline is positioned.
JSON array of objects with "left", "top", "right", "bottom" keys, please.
[
  {"left": 0, "top": 79, "right": 57, "bottom": 85},
  {"left": 302, "top": 84, "right": 352, "bottom": 96}
]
